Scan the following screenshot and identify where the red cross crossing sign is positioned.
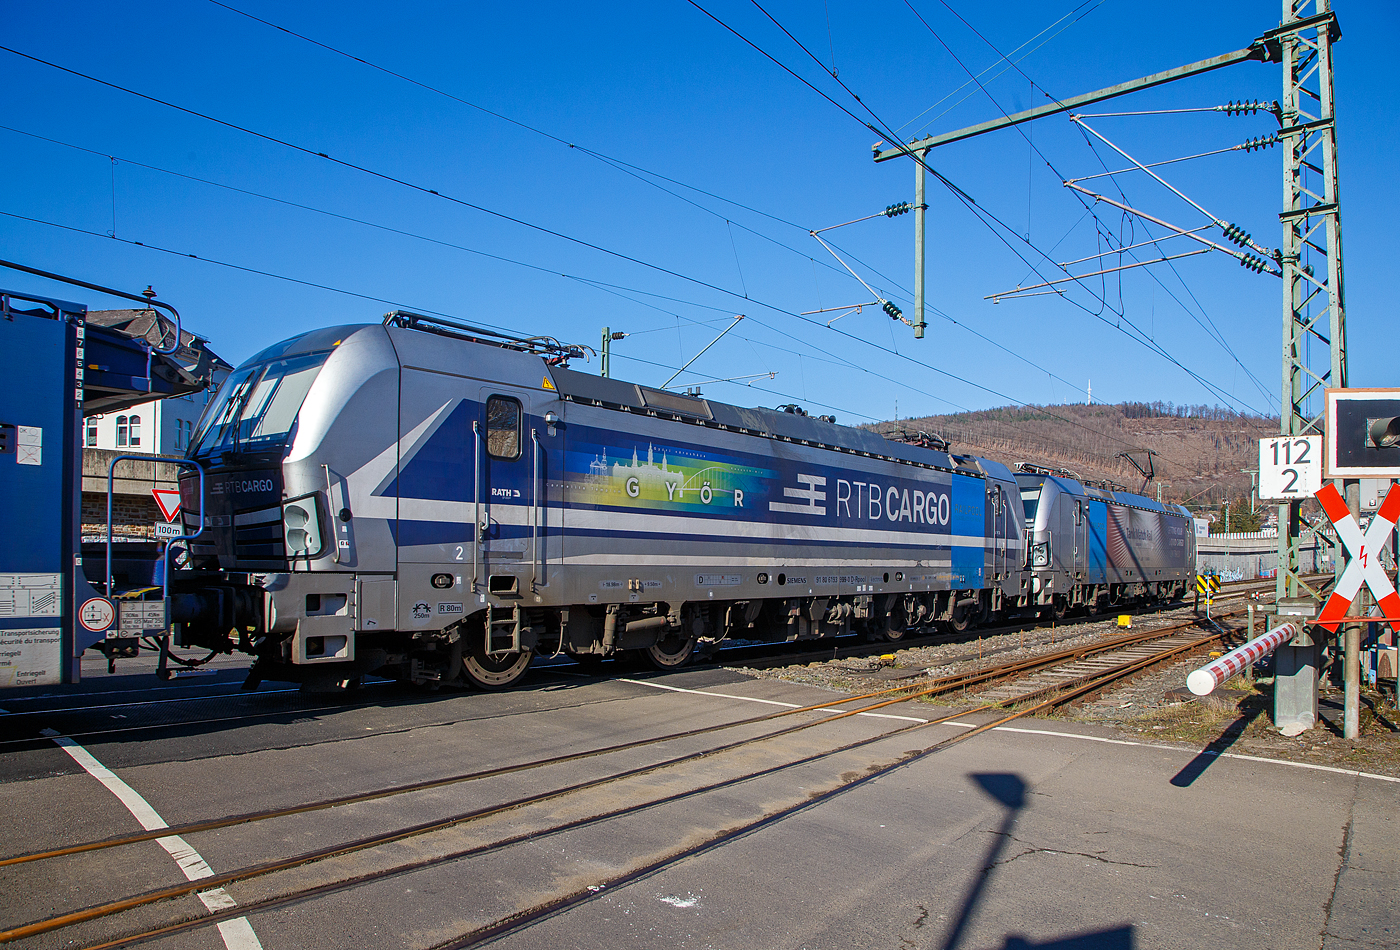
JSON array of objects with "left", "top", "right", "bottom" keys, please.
[{"left": 1314, "top": 481, "right": 1400, "bottom": 632}]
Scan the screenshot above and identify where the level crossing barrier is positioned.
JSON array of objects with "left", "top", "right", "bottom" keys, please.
[{"left": 1187, "top": 622, "right": 1299, "bottom": 696}]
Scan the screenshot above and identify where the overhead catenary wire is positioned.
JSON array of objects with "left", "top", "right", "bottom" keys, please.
[
  {"left": 894, "top": 0, "right": 1108, "bottom": 138},
  {"left": 3, "top": 23, "right": 1263, "bottom": 465},
  {"left": 2, "top": 204, "right": 1210, "bottom": 475},
  {"left": 0, "top": 144, "right": 935, "bottom": 418},
  {"left": 745, "top": 0, "right": 1267, "bottom": 417},
  {"left": 0, "top": 120, "right": 1049, "bottom": 426},
  {"left": 904, "top": 0, "right": 1278, "bottom": 406},
  {"left": 725, "top": 0, "right": 1270, "bottom": 419},
  {"left": 0, "top": 44, "right": 764, "bottom": 309},
  {"left": 82, "top": 4, "right": 1250, "bottom": 433},
  {"left": 207, "top": 0, "right": 937, "bottom": 301},
  {"left": 0, "top": 44, "right": 1178, "bottom": 449},
  {"left": 890, "top": 0, "right": 1275, "bottom": 418}
]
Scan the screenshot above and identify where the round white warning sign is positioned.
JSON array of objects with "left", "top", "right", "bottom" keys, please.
[{"left": 79, "top": 597, "right": 115, "bottom": 633}]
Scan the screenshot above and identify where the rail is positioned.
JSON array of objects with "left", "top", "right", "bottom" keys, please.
[{"left": 0, "top": 610, "right": 1245, "bottom": 945}]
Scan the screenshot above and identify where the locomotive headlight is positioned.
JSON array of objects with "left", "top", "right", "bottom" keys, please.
[
  {"left": 282, "top": 493, "right": 325, "bottom": 558},
  {"left": 1031, "top": 541, "right": 1050, "bottom": 567}
]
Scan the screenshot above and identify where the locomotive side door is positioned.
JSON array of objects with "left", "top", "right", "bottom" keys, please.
[
  {"left": 476, "top": 387, "right": 560, "bottom": 594},
  {"left": 1072, "top": 499, "right": 1088, "bottom": 579},
  {"left": 989, "top": 482, "right": 1009, "bottom": 578}
]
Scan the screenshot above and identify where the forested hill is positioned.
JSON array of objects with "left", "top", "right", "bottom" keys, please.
[{"left": 868, "top": 402, "right": 1276, "bottom": 508}]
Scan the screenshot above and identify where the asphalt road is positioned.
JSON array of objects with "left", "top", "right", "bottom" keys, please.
[{"left": 0, "top": 650, "right": 1393, "bottom": 950}]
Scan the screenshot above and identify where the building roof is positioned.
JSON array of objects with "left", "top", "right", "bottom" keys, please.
[{"left": 83, "top": 310, "right": 232, "bottom": 415}]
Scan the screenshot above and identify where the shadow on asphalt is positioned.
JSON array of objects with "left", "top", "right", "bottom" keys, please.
[
  {"left": 1169, "top": 692, "right": 1269, "bottom": 787},
  {"left": 942, "top": 772, "right": 1136, "bottom": 950},
  {"left": 1001, "top": 926, "right": 1134, "bottom": 949},
  {"left": 940, "top": 772, "right": 1025, "bottom": 950}
]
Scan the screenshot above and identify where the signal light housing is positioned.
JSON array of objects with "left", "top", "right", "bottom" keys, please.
[{"left": 1369, "top": 416, "right": 1400, "bottom": 449}]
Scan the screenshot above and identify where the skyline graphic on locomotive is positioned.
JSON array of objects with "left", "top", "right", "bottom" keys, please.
[{"left": 157, "top": 312, "right": 1192, "bottom": 691}]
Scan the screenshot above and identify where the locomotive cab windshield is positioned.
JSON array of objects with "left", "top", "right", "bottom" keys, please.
[{"left": 191, "top": 348, "right": 332, "bottom": 460}]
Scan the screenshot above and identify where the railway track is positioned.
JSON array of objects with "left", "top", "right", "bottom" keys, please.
[
  {"left": 0, "top": 577, "right": 1295, "bottom": 753},
  {"left": 0, "top": 605, "right": 1260, "bottom": 949},
  {"left": 713, "top": 574, "right": 1290, "bottom": 672}
]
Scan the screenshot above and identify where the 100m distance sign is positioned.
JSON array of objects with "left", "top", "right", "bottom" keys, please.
[{"left": 1259, "top": 435, "right": 1322, "bottom": 500}]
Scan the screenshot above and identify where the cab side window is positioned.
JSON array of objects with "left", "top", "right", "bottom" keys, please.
[{"left": 486, "top": 396, "right": 521, "bottom": 460}]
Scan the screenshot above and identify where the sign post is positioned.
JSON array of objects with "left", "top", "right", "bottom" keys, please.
[
  {"left": 1258, "top": 437, "right": 1327, "bottom": 734},
  {"left": 1196, "top": 574, "right": 1220, "bottom": 623},
  {"left": 1313, "top": 481, "right": 1400, "bottom": 737},
  {"left": 1318, "top": 389, "right": 1400, "bottom": 739}
]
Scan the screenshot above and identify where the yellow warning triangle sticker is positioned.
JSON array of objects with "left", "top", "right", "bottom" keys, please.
[{"left": 542, "top": 376, "right": 556, "bottom": 390}]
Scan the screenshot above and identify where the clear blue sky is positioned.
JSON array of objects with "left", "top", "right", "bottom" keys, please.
[{"left": 3, "top": 1, "right": 1395, "bottom": 427}]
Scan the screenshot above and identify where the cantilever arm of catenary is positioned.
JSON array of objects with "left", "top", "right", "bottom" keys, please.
[
  {"left": 1063, "top": 183, "right": 1287, "bottom": 280},
  {"left": 1069, "top": 116, "right": 1278, "bottom": 260},
  {"left": 807, "top": 231, "right": 911, "bottom": 328},
  {"left": 985, "top": 250, "right": 1209, "bottom": 302}
]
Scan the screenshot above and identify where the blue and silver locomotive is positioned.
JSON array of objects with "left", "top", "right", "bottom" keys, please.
[{"left": 168, "top": 312, "right": 1194, "bottom": 689}]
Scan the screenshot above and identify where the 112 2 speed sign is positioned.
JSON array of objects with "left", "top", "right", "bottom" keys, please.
[{"left": 1259, "top": 435, "right": 1322, "bottom": 500}]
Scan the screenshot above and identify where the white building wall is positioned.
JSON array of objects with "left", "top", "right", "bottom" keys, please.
[{"left": 84, "top": 388, "right": 217, "bottom": 455}]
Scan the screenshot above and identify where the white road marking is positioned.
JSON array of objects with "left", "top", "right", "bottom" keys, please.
[
  {"left": 944, "top": 722, "right": 1400, "bottom": 784},
  {"left": 620, "top": 678, "right": 930, "bottom": 723},
  {"left": 1, "top": 688, "right": 299, "bottom": 717},
  {"left": 39, "top": 728, "right": 264, "bottom": 948},
  {"left": 621, "top": 681, "right": 1400, "bottom": 785}
]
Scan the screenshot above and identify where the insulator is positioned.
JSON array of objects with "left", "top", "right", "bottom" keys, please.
[
  {"left": 1242, "top": 134, "right": 1279, "bottom": 152},
  {"left": 882, "top": 300, "right": 903, "bottom": 319},
  {"left": 1239, "top": 253, "right": 1268, "bottom": 274},
  {"left": 1221, "top": 222, "right": 1252, "bottom": 247},
  {"left": 1223, "top": 99, "right": 1270, "bottom": 116},
  {"left": 884, "top": 202, "right": 912, "bottom": 217}
]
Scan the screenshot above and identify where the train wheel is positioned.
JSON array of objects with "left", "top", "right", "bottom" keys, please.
[
  {"left": 644, "top": 633, "right": 697, "bottom": 670},
  {"left": 948, "top": 609, "right": 974, "bottom": 633},
  {"left": 462, "top": 646, "right": 533, "bottom": 690},
  {"left": 1051, "top": 598, "right": 1068, "bottom": 621},
  {"left": 882, "top": 610, "right": 909, "bottom": 641}
]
